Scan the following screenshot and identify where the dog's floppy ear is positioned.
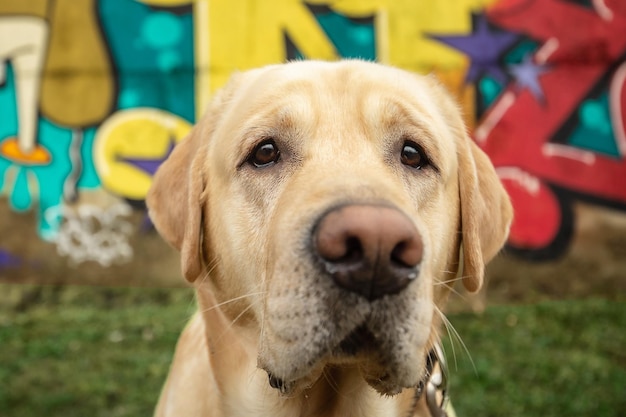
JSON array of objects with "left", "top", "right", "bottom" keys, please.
[
  {"left": 147, "top": 125, "right": 207, "bottom": 282},
  {"left": 147, "top": 73, "right": 246, "bottom": 282},
  {"left": 457, "top": 134, "right": 513, "bottom": 292}
]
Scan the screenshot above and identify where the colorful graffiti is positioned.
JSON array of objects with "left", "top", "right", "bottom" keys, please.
[
  {"left": 0, "top": 0, "right": 194, "bottom": 245},
  {"left": 472, "top": 0, "right": 626, "bottom": 258},
  {"left": 0, "top": 0, "right": 624, "bottom": 268}
]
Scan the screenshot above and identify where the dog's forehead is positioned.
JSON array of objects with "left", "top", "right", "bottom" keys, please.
[
  {"left": 210, "top": 61, "right": 459, "bottom": 175},
  {"left": 225, "top": 61, "right": 453, "bottom": 134},
  {"left": 241, "top": 60, "right": 440, "bottom": 107}
]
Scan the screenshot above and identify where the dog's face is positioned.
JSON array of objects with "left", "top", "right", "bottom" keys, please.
[{"left": 148, "top": 61, "right": 512, "bottom": 396}]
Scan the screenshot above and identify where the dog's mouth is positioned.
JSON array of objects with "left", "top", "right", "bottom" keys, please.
[
  {"left": 266, "top": 320, "right": 411, "bottom": 394},
  {"left": 265, "top": 324, "right": 381, "bottom": 395},
  {"left": 333, "top": 324, "right": 378, "bottom": 357}
]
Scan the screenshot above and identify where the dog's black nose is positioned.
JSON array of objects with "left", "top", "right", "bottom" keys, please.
[{"left": 313, "top": 205, "right": 423, "bottom": 300}]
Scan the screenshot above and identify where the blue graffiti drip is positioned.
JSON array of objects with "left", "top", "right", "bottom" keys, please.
[{"left": 11, "top": 168, "right": 32, "bottom": 211}]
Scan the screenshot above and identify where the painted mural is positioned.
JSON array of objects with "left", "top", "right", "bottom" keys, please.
[{"left": 0, "top": 0, "right": 625, "bottom": 277}]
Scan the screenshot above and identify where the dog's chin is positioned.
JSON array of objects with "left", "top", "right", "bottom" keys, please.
[
  {"left": 262, "top": 357, "right": 422, "bottom": 398},
  {"left": 357, "top": 349, "right": 426, "bottom": 397},
  {"left": 361, "top": 363, "right": 424, "bottom": 396},
  {"left": 261, "top": 325, "right": 426, "bottom": 397}
]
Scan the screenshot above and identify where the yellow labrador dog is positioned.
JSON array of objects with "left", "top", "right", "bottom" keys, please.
[{"left": 147, "top": 60, "right": 512, "bottom": 417}]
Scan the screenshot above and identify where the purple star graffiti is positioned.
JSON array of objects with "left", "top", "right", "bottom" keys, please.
[
  {"left": 119, "top": 137, "right": 176, "bottom": 176},
  {"left": 508, "top": 53, "right": 550, "bottom": 102},
  {"left": 430, "top": 13, "right": 520, "bottom": 85}
]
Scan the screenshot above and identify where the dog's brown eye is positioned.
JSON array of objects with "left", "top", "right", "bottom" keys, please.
[
  {"left": 401, "top": 142, "right": 426, "bottom": 169},
  {"left": 249, "top": 140, "right": 280, "bottom": 168}
]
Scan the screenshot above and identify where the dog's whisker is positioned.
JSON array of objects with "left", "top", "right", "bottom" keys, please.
[
  {"left": 434, "top": 274, "right": 466, "bottom": 286},
  {"left": 322, "top": 367, "right": 342, "bottom": 396},
  {"left": 198, "top": 291, "right": 267, "bottom": 315},
  {"left": 434, "top": 305, "right": 476, "bottom": 375},
  {"left": 429, "top": 332, "right": 448, "bottom": 375},
  {"left": 182, "top": 262, "right": 221, "bottom": 320},
  {"left": 228, "top": 298, "right": 260, "bottom": 327},
  {"left": 434, "top": 280, "right": 466, "bottom": 301},
  {"left": 433, "top": 333, "right": 446, "bottom": 363},
  {"left": 433, "top": 272, "right": 473, "bottom": 301},
  {"left": 212, "top": 299, "right": 261, "bottom": 349},
  {"left": 436, "top": 306, "right": 458, "bottom": 371},
  {"left": 197, "top": 258, "right": 221, "bottom": 287}
]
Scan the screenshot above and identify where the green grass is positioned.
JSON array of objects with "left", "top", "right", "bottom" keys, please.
[
  {"left": 444, "top": 299, "right": 626, "bottom": 417},
  {"left": 0, "top": 286, "right": 195, "bottom": 417},
  {"left": 0, "top": 285, "right": 624, "bottom": 417}
]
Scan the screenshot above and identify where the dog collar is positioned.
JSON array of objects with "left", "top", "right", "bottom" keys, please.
[
  {"left": 409, "top": 244, "right": 465, "bottom": 417},
  {"left": 411, "top": 343, "right": 451, "bottom": 417}
]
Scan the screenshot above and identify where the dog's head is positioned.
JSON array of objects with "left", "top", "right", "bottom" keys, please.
[{"left": 147, "top": 60, "right": 512, "bottom": 396}]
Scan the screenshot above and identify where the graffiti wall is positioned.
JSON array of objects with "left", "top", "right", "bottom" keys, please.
[{"left": 1, "top": 0, "right": 625, "bottom": 284}]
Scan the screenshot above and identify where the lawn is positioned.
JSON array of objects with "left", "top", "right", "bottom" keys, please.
[{"left": 0, "top": 284, "right": 624, "bottom": 417}]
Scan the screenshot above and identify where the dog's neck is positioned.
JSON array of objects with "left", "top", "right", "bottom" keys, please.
[{"left": 195, "top": 286, "right": 427, "bottom": 417}]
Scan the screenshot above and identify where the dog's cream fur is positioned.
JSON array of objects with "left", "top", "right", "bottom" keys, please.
[{"left": 147, "top": 60, "right": 512, "bottom": 417}]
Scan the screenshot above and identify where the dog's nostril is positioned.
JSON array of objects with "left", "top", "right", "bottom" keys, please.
[
  {"left": 316, "top": 232, "right": 365, "bottom": 265},
  {"left": 341, "top": 236, "right": 363, "bottom": 263},
  {"left": 391, "top": 239, "right": 422, "bottom": 268},
  {"left": 391, "top": 242, "right": 409, "bottom": 267}
]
